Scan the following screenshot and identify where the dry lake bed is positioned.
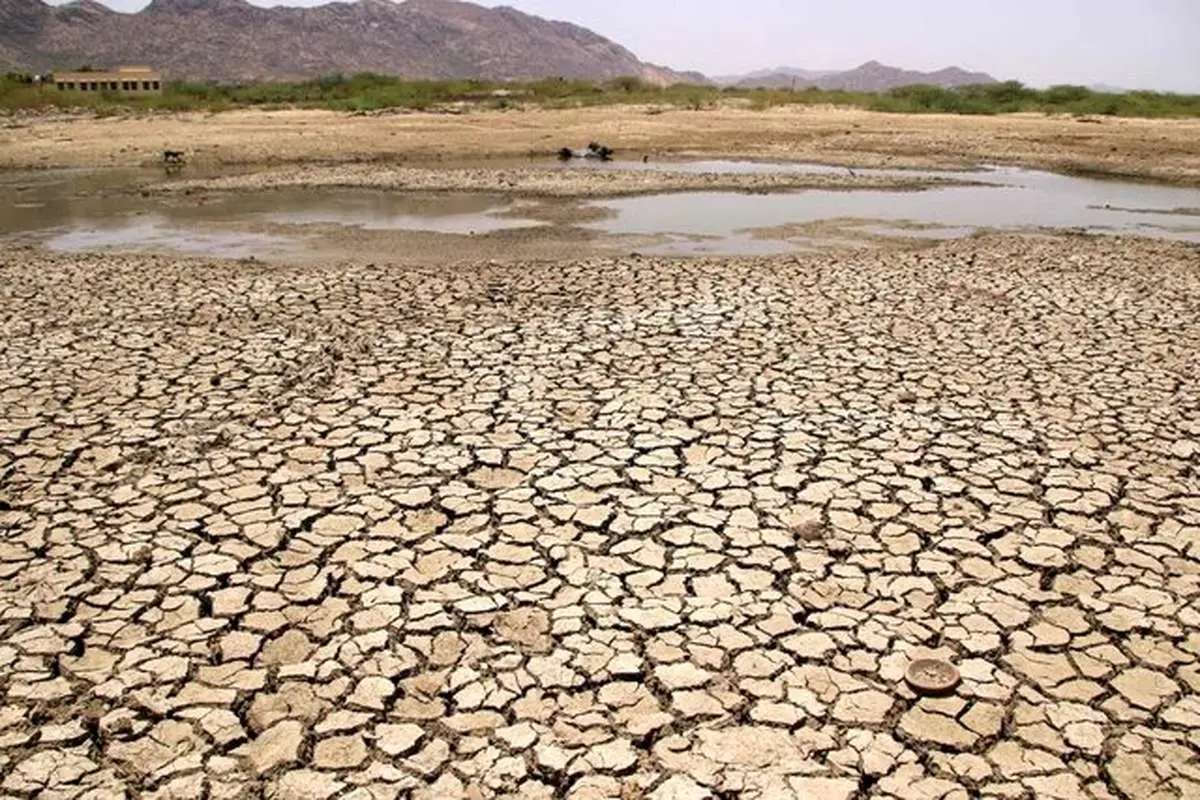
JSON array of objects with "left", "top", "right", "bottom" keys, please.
[{"left": 0, "top": 134, "right": 1198, "bottom": 800}]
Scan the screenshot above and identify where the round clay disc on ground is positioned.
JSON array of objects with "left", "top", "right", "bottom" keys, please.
[{"left": 905, "top": 658, "right": 961, "bottom": 695}]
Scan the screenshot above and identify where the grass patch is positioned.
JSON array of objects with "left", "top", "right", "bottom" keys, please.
[{"left": 4, "top": 71, "right": 1200, "bottom": 118}]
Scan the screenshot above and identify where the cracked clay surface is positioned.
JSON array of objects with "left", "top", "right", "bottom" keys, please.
[{"left": 0, "top": 234, "right": 1198, "bottom": 799}]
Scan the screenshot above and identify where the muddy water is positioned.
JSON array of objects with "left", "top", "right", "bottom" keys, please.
[
  {"left": 46, "top": 219, "right": 302, "bottom": 260},
  {"left": 0, "top": 170, "right": 545, "bottom": 259},
  {"left": 2, "top": 162, "right": 1199, "bottom": 260},
  {"left": 1, "top": 171, "right": 539, "bottom": 233},
  {"left": 584, "top": 165, "right": 1200, "bottom": 250}
]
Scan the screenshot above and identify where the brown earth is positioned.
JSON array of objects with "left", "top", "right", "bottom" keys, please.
[
  {"left": 3, "top": 104, "right": 1200, "bottom": 183},
  {"left": 2, "top": 232, "right": 1198, "bottom": 798}
]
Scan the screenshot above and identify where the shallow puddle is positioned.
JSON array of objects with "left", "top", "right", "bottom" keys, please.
[
  {"left": 0, "top": 175, "right": 543, "bottom": 258},
  {"left": 585, "top": 169, "right": 1200, "bottom": 246},
  {"left": 2, "top": 162, "right": 1200, "bottom": 260},
  {"left": 259, "top": 193, "right": 545, "bottom": 234},
  {"left": 46, "top": 217, "right": 301, "bottom": 259}
]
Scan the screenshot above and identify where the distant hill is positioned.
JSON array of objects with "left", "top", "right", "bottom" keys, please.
[
  {"left": 0, "top": 0, "right": 706, "bottom": 84},
  {"left": 727, "top": 61, "right": 999, "bottom": 91},
  {"left": 713, "top": 66, "right": 838, "bottom": 86}
]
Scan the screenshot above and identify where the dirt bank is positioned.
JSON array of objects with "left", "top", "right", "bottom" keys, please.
[{"left": 3, "top": 104, "right": 1199, "bottom": 183}]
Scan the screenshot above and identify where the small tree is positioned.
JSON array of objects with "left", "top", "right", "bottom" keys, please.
[{"left": 607, "top": 76, "right": 649, "bottom": 93}]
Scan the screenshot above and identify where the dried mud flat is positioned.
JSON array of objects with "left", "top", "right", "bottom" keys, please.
[
  {"left": 4, "top": 105, "right": 1200, "bottom": 184},
  {"left": 148, "top": 164, "right": 954, "bottom": 199},
  {"left": 1, "top": 233, "right": 1199, "bottom": 800}
]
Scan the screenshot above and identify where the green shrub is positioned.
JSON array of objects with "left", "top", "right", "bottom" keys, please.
[
  {"left": 1043, "top": 84, "right": 1092, "bottom": 106},
  {"left": 1, "top": 72, "right": 1198, "bottom": 118}
]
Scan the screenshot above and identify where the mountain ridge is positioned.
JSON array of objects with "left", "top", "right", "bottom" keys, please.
[
  {"left": 724, "top": 61, "right": 999, "bottom": 91},
  {"left": 713, "top": 66, "right": 839, "bottom": 85},
  {"left": 0, "top": 0, "right": 707, "bottom": 84},
  {"left": 1, "top": 0, "right": 1001, "bottom": 91}
]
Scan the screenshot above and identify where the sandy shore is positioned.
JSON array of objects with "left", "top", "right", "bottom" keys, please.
[
  {"left": 4, "top": 104, "right": 1200, "bottom": 183},
  {"left": 1, "top": 233, "right": 1198, "bottom": 798}
]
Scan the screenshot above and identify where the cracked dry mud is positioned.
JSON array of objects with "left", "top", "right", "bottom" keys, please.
[{"left": 0, "top": 233, "right": 1198, "bottom": 800}]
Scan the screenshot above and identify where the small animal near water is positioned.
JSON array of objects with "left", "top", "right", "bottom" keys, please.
[{"left": 558, "top": 142, "right": 615, "bottom": 161}]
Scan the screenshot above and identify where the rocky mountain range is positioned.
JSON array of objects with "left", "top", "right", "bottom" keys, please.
[
  {"left": 0, "top": 0, "right": 706, "bottom": 84},
  {"left": 0, "top": 0, "right": 1002, "bottom": 91},
  {"left": 722, "top": 61, "right": 998, "bottom": 91},
  {"left": 712, "top": 66, "right": 838, "bottom": 85}
]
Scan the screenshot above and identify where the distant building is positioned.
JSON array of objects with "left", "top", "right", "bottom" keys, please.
[{"left": 53, "top": 66, "right": 163, "bottom": 94}]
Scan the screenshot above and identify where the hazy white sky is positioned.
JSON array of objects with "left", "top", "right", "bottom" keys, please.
[{"left": 54, "top": 0, "right": 1200, "bottom": 91}]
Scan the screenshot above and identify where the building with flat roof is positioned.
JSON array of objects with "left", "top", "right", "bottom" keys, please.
[{"left": 54, "top": 66, "right": 162, "bottom": 94}]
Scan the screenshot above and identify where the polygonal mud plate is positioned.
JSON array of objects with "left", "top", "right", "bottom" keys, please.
[{"left": 905, "top": 658, "right": 961, "bottom": 696}]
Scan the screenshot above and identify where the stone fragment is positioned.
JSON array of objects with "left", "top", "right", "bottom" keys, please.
[
  {"left": 579, "top": 738, "right": 639, "bottom": 773},
  {"left": 1111, "top": 668, "right": 1179, "bottom": 710},
  {"left": 654, "top": 663, "right": 713, "bottom": 690},
  {"left": 788, "top": 777, "right": 858, "bottom": 800},
  {"left": 259, "top": 630, "right": 315, "bottom": 666},
  {"left": 313, "top": 735, "right": 369, "bottom": 769},
  {"left": 650, "top": 775, "right": 713, "bottom": 800},
  {"left": 468, "top": 467, "right": 525, "bottom": 490},
  {"left": 898, "top": 708, "right": 978, "bottom": 750},
  {"left": 237, "top": 720, "right": 304, "bottom": 774},
  {"left": 782, "top": 632, "right": 838, "bottom": 659},
  {"left": 832, "top": 690, "right": 894, "bottom": 724},
  {"left": 274, "top": 770, "right": 345, "bottom": 799},
  {"left": 2, "top": 751, "right": 98, "bottom": 792},
  {"left": 494, "top": 608, "right": 553, "bottom": 652},
  {"left": 375, "top": 723, "right": 426, "bottom": 756}
]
